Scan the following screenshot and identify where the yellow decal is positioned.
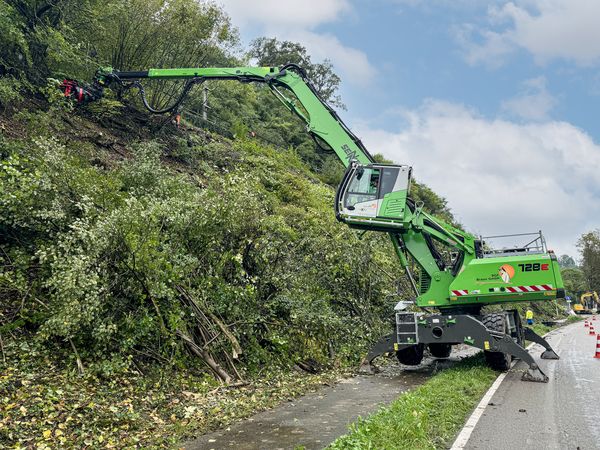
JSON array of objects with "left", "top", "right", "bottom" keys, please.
[
  {"left": 450, "top": 296, "right": 458, "bottom": 301},
  {"left": 428, "top": 300, "right": 435, "bottom": 305},
  {"left": 484, "top": 341, "right": 490, "bottom": 350}
]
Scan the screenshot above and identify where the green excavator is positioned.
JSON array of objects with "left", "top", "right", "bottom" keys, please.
[{"left": 60, "top": 64, "right": 565, "bottom": 382}]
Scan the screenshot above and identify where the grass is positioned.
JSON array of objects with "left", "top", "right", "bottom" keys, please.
[
  {"left": 566, "top": 314, "right": 585, "bottom": 323},
  {"left": 529, "top": 322, "right": 553, "bottom": 337},
  {"left": 328, "top": 354, "right": 497, "bottom": 450}
]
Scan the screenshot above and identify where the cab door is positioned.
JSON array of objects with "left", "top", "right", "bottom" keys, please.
[{"left": 342, "top": 167, "right": 381, "bottom": 217}]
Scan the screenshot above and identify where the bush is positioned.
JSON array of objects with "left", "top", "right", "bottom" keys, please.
[
  {"left": 0, "top": 121, "right": 400, "bottom": 380},
  {"left": 0, "top": 77, "right": 24, "bottom": 108}
]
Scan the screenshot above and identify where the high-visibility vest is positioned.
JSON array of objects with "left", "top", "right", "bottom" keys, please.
[{"left": 526, "top": 310, "right": 533, "bottom": 320}]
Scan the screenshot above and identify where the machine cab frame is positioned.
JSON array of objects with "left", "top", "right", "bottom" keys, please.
[{"left": 335, "top": 162, "right": 412, "bottom": 227}]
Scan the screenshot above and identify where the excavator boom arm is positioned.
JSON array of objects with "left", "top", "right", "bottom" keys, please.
[{"left": 105, "top": 65, "right": 373, "bottom": 166}]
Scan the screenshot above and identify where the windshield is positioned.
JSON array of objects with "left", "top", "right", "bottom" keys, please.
[{"left": 344, "top": 168, "right": 380, "bottom": 208}]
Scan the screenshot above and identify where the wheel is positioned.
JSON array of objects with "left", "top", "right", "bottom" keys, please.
[
  {"left": 428, "top": 343, "right": 452, "bottom": 358},
  {"left": 482, "top": 313, "right": 512, "bottom": 371},
  {"left": 396, "top": 343, "right": 425, "bottom": 365}
]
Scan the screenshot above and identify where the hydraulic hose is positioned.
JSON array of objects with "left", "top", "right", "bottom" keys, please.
[{"left": 126, "top": 78, "right": 203, "bottom": 114}]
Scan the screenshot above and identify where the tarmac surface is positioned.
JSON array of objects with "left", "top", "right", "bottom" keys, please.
[
  {"left": 184, "top": 345, "right": 477, "bottom": 450},
  {"left": 465, "top": 319, "right": 600, "bottom": 450}
]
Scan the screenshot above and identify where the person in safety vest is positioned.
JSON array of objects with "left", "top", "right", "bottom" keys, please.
[{"left": 526, "top": 309, "right": 534, "bottom": 325}]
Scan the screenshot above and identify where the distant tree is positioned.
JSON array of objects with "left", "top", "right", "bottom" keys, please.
[
  {"left": 577, "top": 230, "right": 600, "bottom": 293},
  {"left": 558, "top": 254, "right": 577, "bottom": 269},
  {"left": 249, "top": 37, "right": 344, "bottom": 109},
  {"left": 561, "top": 267, "right": 587, "bottom": 298},
  {"left": 410, "top": 181, "right": 454, "bottom": 224}
]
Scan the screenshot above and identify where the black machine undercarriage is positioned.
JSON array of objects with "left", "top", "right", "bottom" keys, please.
[{"left": 360, "top": 309, "right": 559, "bottom": 382}]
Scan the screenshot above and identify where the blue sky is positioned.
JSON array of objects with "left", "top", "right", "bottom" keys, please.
[
  {"left": 331, "top": 1, "right": 600, "bottom": 135},
  {"left": 218, "top": 0, "right": 600, "bottom": 257}
]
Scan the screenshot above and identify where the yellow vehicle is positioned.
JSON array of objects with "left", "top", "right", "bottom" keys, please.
[{"left": 573, "top": 291, "right": 599, "bottom": 314}]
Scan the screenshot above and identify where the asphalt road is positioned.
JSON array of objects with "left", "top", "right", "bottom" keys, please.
[
  {"left": 465, "top": 320, "right": 600, "bottom": 450},
  {"left": 184, "top": 346, "right": 477, "bottom": 450}
]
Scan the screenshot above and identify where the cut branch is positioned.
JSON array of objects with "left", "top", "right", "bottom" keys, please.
[
  {"left": 0, "top": 332, "right": 6, "bottom": 364},
  {"left": 177, "top": 329, "right": 232, "bottom": 384},
  {"left": 176, "top": 284, "right": 242, "bottom": 359},
  {"left": 68, "top": 338, "right": 85, "bottom": 376}
]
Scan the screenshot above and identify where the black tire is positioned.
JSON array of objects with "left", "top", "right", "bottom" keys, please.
[
  {"left": 482, "top": 313, "right": 512, "bottom": 371},
  {"left": 428, "top": 343, "right": 452, "bottom": 358},
  {"left": 396, "top": 343, "right": 425, "bottom": 365}
]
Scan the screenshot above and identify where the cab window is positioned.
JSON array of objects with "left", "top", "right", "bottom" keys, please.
[
  {"left": 344, "top": 168, "right": 380, "bottom": 208},
  {"left": 379, "top": 168, "right": 399, "bottom": 197}
]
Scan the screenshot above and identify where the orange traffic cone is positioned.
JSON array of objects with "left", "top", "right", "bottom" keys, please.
[
  {"left": 594, "top": 334, "right": 600, "bottom": 358},
  {"left": 589, "top": 326, "right": 596, "bottom": 336}
]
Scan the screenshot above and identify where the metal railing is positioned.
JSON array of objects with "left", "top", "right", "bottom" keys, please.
[{"left": 480, "top": 230, "right": 547, "bottom": 258}]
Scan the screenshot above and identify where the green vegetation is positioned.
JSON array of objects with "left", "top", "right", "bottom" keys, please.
[
  {"left": 529, "top": 322, "right": 552, "bottom": 337},
  {"left": 0, "top": 104, "right": 401, "bottom": 377},
  {"left": 578, "top": 230, "right": 600, "bottom": 293},
  {"left": 0, "top": 2, "right": 452, "bottom": 447},
  {"left": 555, "top": 231, "right": 600, "bottom": 310},
  {"left": 0, "top": 101, "right": 400, "bottom": 448},
  {"left": 329, "top": 354, "right": 497, "bottom": 450}
]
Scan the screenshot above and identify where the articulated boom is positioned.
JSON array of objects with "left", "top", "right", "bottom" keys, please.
[{"left": 90, "top": 65, "right": 374, "bottom": 166}]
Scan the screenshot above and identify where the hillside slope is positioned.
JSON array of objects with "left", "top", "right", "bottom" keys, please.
[
  {"left": 0, "top": 96, "right": 409, "bottom": 446},
  {"left": 1, "top": 97, "right": 407, "bottom": 372}
]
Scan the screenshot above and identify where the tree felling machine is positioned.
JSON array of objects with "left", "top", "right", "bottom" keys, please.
[{"left": 60, "top": 65, "right": 565, "bottom": 382}]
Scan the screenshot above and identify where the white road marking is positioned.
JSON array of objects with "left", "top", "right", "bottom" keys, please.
[
  {"left": 449, "top": 332, "right": 551, "bottom": 450},
  {"left": 449, "top": 371, "right": 508, "bottom": 449}
]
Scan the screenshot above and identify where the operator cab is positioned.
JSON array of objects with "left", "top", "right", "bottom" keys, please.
[{"left": 335, "top": 162, "right": 412, "bottom": 230}]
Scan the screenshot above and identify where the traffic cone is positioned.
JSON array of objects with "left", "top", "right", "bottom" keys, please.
[
  {"left": 585, "top": 321, "right": 589, "bottom": 327},
  {"left": 589, "top": 326, "right": 596, "bottom": 336},
  {"left": 594, "top": 334, "right": 600, "bottom": 358}
]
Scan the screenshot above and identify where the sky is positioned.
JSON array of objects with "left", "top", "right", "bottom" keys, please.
[{"left": 217, "top": 0, "right": 600, "bottom": 258}]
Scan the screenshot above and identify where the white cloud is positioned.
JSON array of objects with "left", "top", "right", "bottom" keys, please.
[
  {"left": 216, "top": 0, "right": 376, "bottom": 85},
  {"left": 354, "top": 100, "right": 600, "bottom": 256},
  {"left": 501, "top": 76, "right": 557, "bottom": 121},
  {"left": 458, "top": 0, "right": 600, "bottom": 67},
  {"left": 454, "top": 24, "right": 514, "bottom": 69},
  {"left": 217, "top": 0, "right": 350, "bottom": 29},
  {"left": 284, "top": 30, "right": 376, "bottom": 83}
]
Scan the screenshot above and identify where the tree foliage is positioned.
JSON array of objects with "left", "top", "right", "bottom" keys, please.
[
  {"left": 0, "top": 108, "right": 403, "bottom": 380},
  {"left": 561, "top": 267, "right": 586, "bottom": 298},
  {"left": 249, "top": 37, "right": 344, "bottom": 109},
  {"left": 578, "top": 229, "right": 600, "bottom": 293},
  {"left": 84, "top": 0, "right": 238, "bottom": 108},
  {"left": 558, "top": 254, "right": 577, "bottom": 269}
]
